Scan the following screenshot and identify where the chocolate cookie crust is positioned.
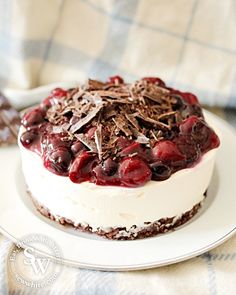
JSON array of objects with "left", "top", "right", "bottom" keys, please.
[{"left": 29, "top": 190, "right": 202, "bottom": 240}]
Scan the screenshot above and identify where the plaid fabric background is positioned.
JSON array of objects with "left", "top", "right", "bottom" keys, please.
[
  {"left": 0, "top": 0, "right": 235, "bottom": 294},
  {"left": 0, "top": 0, "right": 236, "bottom": 108}
]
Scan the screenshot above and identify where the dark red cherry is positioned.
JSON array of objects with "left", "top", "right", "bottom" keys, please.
[
  {"left": 47, "top": 88, "right": 68, "bottom": 106},
  {"left": 118, "top": 157, "right": 151, "bottom": 187},
  {"left": 152, "top": 140, "right": 185, "bottom": 164},
  {"left": 117, "top": 136, "right": 133, "bottom": 149},
  {"left": 51, "top": 88, "right": 67, "bottom": 98},
  {"left": 93, "top": 159, "right": 120, "bottom": 186},
  {"left": 150, "top": 161, "right": 172, "bottom": 181},
  {"left": 119, "top": 142, "right": 144, "bottom": 157},
  {"left": 42, "top": 132, "right": 71, "bottom": 154},
  {"left": 100, "top": 158, "right": 118, "bottom": 176},
  {"left": 44, "top": 147, "right": 72, "bottom": 176},
  {"left": 85, "top": 127, "right": 97, "bottom": 139},
  {"left": 40, "top": 96, "right": 52, "bottom": 110},
  {"left": 174, "top": 135, "right": 200, "bottom": 164},
  {"left": 71, "top": 140, "right": 87, "bottom": 155},
  {"left": 191, "top": 120, "right": 211, "bottom": 146},
  {"left": 179, "top": 116, "right": 199, "bottom": 134},
  {"left": 108, "top": 76, "right": 124, "bottom": 84},
  {"left": 22, "top": 108, "right": 44, "bottom": 128},
  {"left": 143, "top": 77, "right": 165, "bottom": 87},
  {"left": 69, "top": 152, "right": 97, "bottom": 183},
  {"left": 209, "top": 132, "right": 220, "bottom": 150},
  {"left": 171, "top": 90, "right": 198, "bottom": 105},
  {"left": 180, "top": 116, "right": 220, "bottom": 152},
  {"left": 20, "top": 129, "right": 39, "bottom": 148},
  {"left": 181, "top": 92, "right": 199, "bottom": 105}
]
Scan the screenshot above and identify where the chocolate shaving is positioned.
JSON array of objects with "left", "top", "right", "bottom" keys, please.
[
  {"left": 94, "top": 124, "right": 102, "bottom": 160},
  {"left": 75, "top": 133, "right": 97, "bottom": 152},
  {"left": 157, "top": 111, "right": 177, "bottom": 120},
  {"left": 136, "top": 134, "right": 149, "bottom": 144},
  {"left": 70, "top": 103, "right": 104, "bottom": 133},
  {"left": 90, "top": 90, "right": 129, "bottom": 98},
  {"left": 135, "top": 112, "right": 170, "bottom": 130},
  {"left": 44, "top": 78, "right": 192, "bottom": 161},
  {"left": 125, "top": 113, "right": 140, "bottom": 130},
  {"left": 112, "top": 116, "right": 132, "bottom": 137},
  {"left": 86, "top": 79, "right": 106, "bottom": 90}
]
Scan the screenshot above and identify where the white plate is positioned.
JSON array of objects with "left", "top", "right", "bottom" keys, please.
[{"left": 0, "top": 111, "right": 235, "bottom": 271}]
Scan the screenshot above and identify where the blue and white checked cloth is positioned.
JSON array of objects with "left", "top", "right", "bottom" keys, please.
[
  {"left": 0, "top": 0, "right": 236, "bottom": 108},
  {"left": 0, "top": 0, "right": 236, "bottom": 294}
]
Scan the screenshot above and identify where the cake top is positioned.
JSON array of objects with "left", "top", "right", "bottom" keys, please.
[{"left": 20, "top": 76, "right": 220, "bottom": 187}]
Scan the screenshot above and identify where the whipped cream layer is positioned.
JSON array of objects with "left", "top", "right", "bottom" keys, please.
[{"left": 19, "top": 131, "right": 218, "bottom": 230}]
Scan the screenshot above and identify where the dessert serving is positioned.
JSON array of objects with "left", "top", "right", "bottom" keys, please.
[{"left": 19, "top": 76, "right": 220, "bottom": 240}]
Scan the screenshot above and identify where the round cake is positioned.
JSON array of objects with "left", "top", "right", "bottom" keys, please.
[{"left": 19, "top": 76, "right": 220, "bottom": 240}]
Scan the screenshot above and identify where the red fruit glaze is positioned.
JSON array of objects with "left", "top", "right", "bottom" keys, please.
[
  {"left": 43, "top": 147, "right": 72, "bottom": 176},
  {"left": 181, "top": 92, "right": 199, "bottom": 105},
  {"left": 108, "top": 76, "right": 124, "bottom": 84},
  {"left": 51, "top": 88, "right": 67, "bottom": 98},
  {"left": 143, "top": 77, "right": 165, "bottom": 87},
  {"left": 172, "top": 90, "right": 199, "bottom": 105},
  {"left": 40, "top": 96, "right": 52, "bottom": 109},
  {"left": 20, "top": 129, "right": 39, "bottom": 148},
  {"left": 69, "top": 152, "right": 97, "bottom": 183},
  {"left": 117, "top": 137, "right": 133, "bottom": 149},
  {"left": 22, "top": 108, "right": 44, "bottom": 128},
  {"left": 71, "top": 140, "right": 87, "bottom": 155},
  {"left": 179, "top": 116, "right": 199, "bottom": 134},
  {"left": 118, "top": 157, "right": 152, "bottom": 187},
  {"left": 152, "top": 140, "right": 185, "bottom": 163},
  {"left": 119, "top": 142, "right": 144, "bottom": 157},
  {"left": 85, "top": 127, "right": 97, "bottom": 139}
]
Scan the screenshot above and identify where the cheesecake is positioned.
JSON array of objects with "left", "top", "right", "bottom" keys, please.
[{"left": 19, "top": 76, "right": 220, "bottom": 239}]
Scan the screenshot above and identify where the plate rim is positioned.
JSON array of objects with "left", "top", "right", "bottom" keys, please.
[{"left": 1, "top": 225, "right": 235, "bottom": 271}]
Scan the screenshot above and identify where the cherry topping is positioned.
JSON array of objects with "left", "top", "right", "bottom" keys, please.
[
  {"left": 150, "top": 161, "right": 172, "bottom": 181},
  {"left": 42, "top": 132, "right": 71, "bottom": 153},
  {"left": 101, "top": 158, "right": 118, "bottom": 176},
  {"left": 180, "top": 116, "right": 220, "bottom": 152},
  {"left": 20, "top": 129, "right": 39, "bottom": 148},
  {"left": 40, "top": 96, "right": 52, "bottom": 111},
  {"left": 209, "top": 132, "right": 220, "bottom": 150},
  {"left": 93, "top": 159, "right": 120, "bottom": 186},
  {"left": 119, "top": 142, "right": 145, "bottom": 158},
  {"left": 108, "top": 76, "right": 124, "bottom": 84},
  {"left": 69, "top": 152, "right": 97, "bottom": 183},
  {"left": 71, "top": 140, "right": 87, "bottom": 156},
  {"left": 117, "top": 137, "right": 133, "bottom": 149},
  {"left": 179, "top": 116, "right": 199, "bottom": 134},
  {"left": 174, "top": 135, "right": 200, "bottom": 164},
  {"left": 85, "top": 127, "right": 97, "bottom": 139},
  {"left": 43, "top": 147, "right": 72, "bottom": 176},
  {"left": 181, "top": 92, "right": 199, "bottom": 105},
  {"left": 51, "top": 88, "right": 67, "bottom": 98},
  {"left": 143, "top": 77, "right": 165, "bottom": 87},
  {"left": 22, "top": 108, "right": 44, "bottom": 128},
  {"left": 118, "top": 157, "right": 151, "bottom": 187},
  {"left": 171, "top": 90, "right": 199, "bottom": 105},
  {"left": 152, "top": 140, "right": 185, "bottom": 165}
]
